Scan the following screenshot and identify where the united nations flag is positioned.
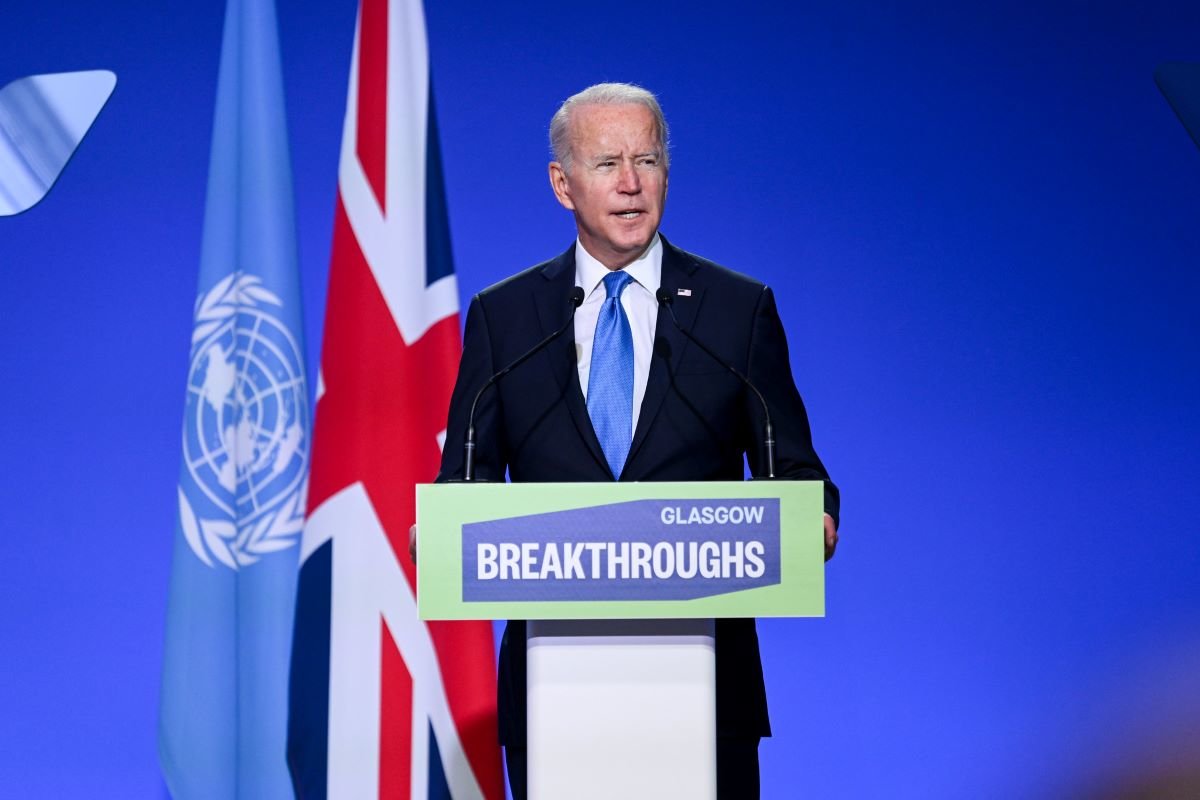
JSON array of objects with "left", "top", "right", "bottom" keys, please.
[{"left": 158, "top": 0, "right": 308, "bottom": 797}]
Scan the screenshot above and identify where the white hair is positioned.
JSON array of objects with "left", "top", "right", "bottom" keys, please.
[{"left": 549, "top": 82, "right": 670, "bottom": 173}]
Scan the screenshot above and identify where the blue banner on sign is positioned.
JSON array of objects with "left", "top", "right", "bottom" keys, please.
[{"left": 461, "top": 499, "right": 781, "bottom": 602}]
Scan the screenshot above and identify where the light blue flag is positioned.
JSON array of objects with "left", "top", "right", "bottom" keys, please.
[{"left": 158, "top": 0, "right": 308, "bottom": 796}]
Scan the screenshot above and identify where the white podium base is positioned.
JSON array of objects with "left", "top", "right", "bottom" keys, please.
[{"left": 526, "top": 619, "right": 717, "bottom": 800}]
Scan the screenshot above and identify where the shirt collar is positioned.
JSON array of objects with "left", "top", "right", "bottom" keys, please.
[{"left": 575, "top": 233, "right": 663, "bottom": 299}]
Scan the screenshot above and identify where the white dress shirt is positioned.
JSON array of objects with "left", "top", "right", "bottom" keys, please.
[{"left": 574, "top": 234, "right": 663, "bottom": 433}]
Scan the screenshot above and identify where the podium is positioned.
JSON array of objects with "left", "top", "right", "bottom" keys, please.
[{"left": 417, "top": 481, "right": 825, "bottom": 799}]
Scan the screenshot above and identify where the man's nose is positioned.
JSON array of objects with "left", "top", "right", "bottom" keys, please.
[{"left": 616, "top": 160, "right": 641, "bottom": 193}]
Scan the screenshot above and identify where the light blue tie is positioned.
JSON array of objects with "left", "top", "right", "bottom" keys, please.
[{"left": 587, "top": 271, "right": 635, "bottom": 479}]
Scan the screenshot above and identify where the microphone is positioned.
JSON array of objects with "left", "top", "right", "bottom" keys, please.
[
  {"left": 462, "top": 286, "right": 586, "bottom": 481},
  {"left": 655, "top": 287, "right": 777, "bottom": 479}
]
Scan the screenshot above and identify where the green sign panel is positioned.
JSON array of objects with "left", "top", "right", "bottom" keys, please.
[{"left": 416, "top": 481, "right": 824, "bottom": 620}]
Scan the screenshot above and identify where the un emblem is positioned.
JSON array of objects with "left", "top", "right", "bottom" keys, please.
[{"left": 178, "top": 272, "right": 309, "bottom": 569}]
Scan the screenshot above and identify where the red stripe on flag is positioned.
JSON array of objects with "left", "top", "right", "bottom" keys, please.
[
  {"left": 356, "top": 0, "right": 388, "bottom": 213},
  {"left": 379, "top": 619, "right": 413, "bottom": 798},
  {"left": 309, "top": 197, "right": 460, "bottom": 538},
  {"left": 426, "top": 620, "right": 505, "bottom": 795},
  {"left": 310, "top": 196, "right": 503, "bottom": 799}
]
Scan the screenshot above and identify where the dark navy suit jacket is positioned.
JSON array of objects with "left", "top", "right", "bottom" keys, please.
[{"left": 436, "top": 235, "right": 838, "bottom": 746}]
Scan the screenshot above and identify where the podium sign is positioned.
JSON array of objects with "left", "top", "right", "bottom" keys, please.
[{"left": 416, "top": 480, "right": 824, "bottom": 621}]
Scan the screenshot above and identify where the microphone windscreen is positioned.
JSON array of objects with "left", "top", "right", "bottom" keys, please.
[
  {"left": 569, "top": 286, "right": 585, "bottom": 306},
  {"left": 655, "top": 287, "right": 673, "bottom": 305}
]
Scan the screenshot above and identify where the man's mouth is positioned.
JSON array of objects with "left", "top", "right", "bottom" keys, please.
[{"left": 615, "top": 210, "right": 643, "bottom": 219}]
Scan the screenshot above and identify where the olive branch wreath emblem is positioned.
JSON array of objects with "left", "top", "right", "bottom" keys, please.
[{"left": 178, "top": 272, "right": 307, "bottom": 569}]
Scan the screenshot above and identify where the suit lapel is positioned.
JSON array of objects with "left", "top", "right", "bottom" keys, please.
[
  {"left": 625, "top": 236, "right": 703, "bottom": 473},
  {"left": 535, "top": 244, "right": 611, "bottom": 477}
]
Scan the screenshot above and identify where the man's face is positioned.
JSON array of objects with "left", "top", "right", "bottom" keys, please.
[{"left": 549, "top": 103, "right": 668, "bottom": 269}]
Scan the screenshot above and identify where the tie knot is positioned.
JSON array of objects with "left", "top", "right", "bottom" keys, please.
[{"left": 602, "top": 270, "right": 633, "bottom": 299}]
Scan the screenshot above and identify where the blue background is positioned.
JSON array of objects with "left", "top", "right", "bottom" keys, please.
[{"left": 2, "top": 1, "right": 1198, "bottom": 797}]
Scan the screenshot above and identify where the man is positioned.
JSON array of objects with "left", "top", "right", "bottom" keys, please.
[{"left": 435, "top": 83, "right": 839, "bottom": 799}]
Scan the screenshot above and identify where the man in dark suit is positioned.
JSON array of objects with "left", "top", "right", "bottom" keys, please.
[{"left": 435, "top": 83, "right": 839, "bottom": 799}]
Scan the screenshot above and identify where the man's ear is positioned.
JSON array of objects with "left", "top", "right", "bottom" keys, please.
[{"left": 548, "top": 161, "right": 575, "bottom": 211}]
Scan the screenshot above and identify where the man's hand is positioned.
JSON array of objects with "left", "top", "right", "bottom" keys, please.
[{"left": 824, "top": 513, "right": 838, "bottom": 561}]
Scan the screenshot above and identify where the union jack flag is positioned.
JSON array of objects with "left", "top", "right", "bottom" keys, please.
[{"left": 287, "top": 0, "right": 503, "bottom": 796}]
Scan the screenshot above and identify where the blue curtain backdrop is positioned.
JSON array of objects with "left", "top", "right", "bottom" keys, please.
[{"left": 1, "top": 1, "right": 1198, "bottom": 797}]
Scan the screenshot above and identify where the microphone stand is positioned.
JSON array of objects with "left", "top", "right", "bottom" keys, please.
[
  {"left": 656, "top": 288, "right": 776, "bottom": 479},
  {"left": 461, "top": 287, "right": 586, "bottom": 481}
]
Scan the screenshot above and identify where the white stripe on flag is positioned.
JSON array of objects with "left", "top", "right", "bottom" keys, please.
[
  {"left": 317, "top": 483, "right": 487, "bottom": 800},
  {"left": 337, "top": 5, "right": 458, "bottom": 346}
]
